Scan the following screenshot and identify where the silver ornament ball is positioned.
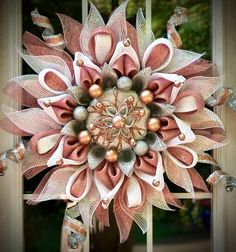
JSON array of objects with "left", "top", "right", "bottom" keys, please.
[
  {"left": 117, "top": 76, "right": 132, "bottom": 92},
  {"left": 133, "top": 140, "right": 149, "bottom": 156},
  {"left": 73, "top": 106, "right": 88, "bottom": 121}
]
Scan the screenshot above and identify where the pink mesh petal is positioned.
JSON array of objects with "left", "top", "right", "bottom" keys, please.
[
  {"left": 147, "top": 77, "right": 173, "bottom": 103},
  {"left": 134, "top": 150, "right": 157, "bottom": 175},
  {"left": 187, "top": 168, "right": 209, "bottom": 192},
  {"left": 185, "top": 134, "right": 226, "bottom": 152},
  {"left": 145, "top": 44, "right": 170, "bottom": 70},
  {"left": 29, "top": 129, "right": 61, "bottom": 154},
  {"left": 163, "top": 153, "right": 194, "bottom": 194},
  {"left": 158, "top": 129, "right": 180, "bottom": 142},
  {"left": 70, "top": 169, "right": 88, "bottom": 198},
  {"left": 173, "top": 89, "right": 205, "bottom": 115},
  {"left": 62, "top": 136, "right": 89, "bottom": 163},
  {"left": 180, "top": 76, "right": 223, "bottom": 101},
  {"left": 174, "top": 59, "right": 213, "bottom": 77},
  {"left": 80, "top": 66, "right": 102, "bottom": 89},
  {"left": 5, "top": 75, "right": 54, "bottom": 99},
  {"left": 88, "top": 26, "right": 116, "bottom": 65},
  {"left": 44, "top": 71, "right": 68, "bottom": 91},
  {"left": 106, "top": 1, "right": 128, "bottom": 41},
  {"left": 4, "top": 82, "right": 38, "bottom": 108},
  {"left": 112, "top": 55, "right": 139, "bottom": 78},
  {"left": 179, "top": 108, "right": 224, "bottom": 130},
  {"left": 57, "top": 13, "right": 83, "bottom": 54},
  {"left": 95, "top": 203, "right": 110, "bottom": 227},
  {"left": 167, "top": 147, "right": 194, "bottom": 167},
  {"left": 160, "top": 116, "right": 178, "bottom": 130},
  {"left": 113, "top": 196, "right": 133, "bottom": 243},
  {"left": 0, "top": 117, "right": 31, "bottom": 136},
  {"left": 1, "top": 106, "right": 61, "bottom": 135},
  {"left": 94, "top": 161, "right": 121, "bottom": 190},
  {"left": 23, "top": 31, "right": 74, "bottom": 76},
  {"left": 126, "top": 22, "right": 139, "bottom": 58},
  {"left": 28, "top": 167, "right": 76, "bottom": 203},
  {"left": 162, "top": 185, "right": 182, "bottom": 208}
]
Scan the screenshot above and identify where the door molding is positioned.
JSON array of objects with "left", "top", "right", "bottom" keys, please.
[{"left": 0, "top": 0, "right": 23, "bottom": 252}]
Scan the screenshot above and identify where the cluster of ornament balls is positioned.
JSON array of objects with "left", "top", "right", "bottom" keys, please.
[{"left": 70, "top": 56, "right": 184, "bottom": 166}]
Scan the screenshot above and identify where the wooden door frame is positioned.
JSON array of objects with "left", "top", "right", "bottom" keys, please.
[{"left": 0, "top": 0, "right": 23, "bottom": 252}]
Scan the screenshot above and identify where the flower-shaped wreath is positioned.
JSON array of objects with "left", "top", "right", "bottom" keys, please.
[{"left": 0, "top": 1, "right": 226, "bottom": 243}]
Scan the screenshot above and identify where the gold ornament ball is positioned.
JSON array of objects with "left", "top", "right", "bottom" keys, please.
[
  {"left": 140, "top": 90, "right": 154, "bottom": 104},
  {"left": 78, "top": 130, "right": 92, "bottom": 145},
  {"left": 113, "top": 115, "right": 126, "bottom": 129},
  {"left": 88, "top": 84, "right": 103, "bottom": 98},
  {"left": 105, "top": 148, "right": 118, "bottom": 162},
  {"left": 147, "top": 118, "right": 161, "bottom": 132}
]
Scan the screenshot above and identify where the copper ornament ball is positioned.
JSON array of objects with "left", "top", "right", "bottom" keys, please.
[
  {"left": 88, "top": 84, "right": 103, "bottom": 98},
  {"left": 113, "top": 115, "right": 126, "bottom": 129},
  {"left": 147, "top": 118, "right": 161, "bottom": 132},
  {"left": 140, "top": 90, "right": 154, "bottom": 104},
  {"left": 105, "top": 148, "right": 118, "bottom": 162},
  {"left": 78, "top": 130, "right": 92, "bottom": 145}
]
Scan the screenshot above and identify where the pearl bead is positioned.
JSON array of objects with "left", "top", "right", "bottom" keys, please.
[
  {"left": 113, "top": 115, "right": 125, "bottom": 128},
  {"left": 130, "top": 138, "right": 136, "bottom": 146},
  {"left": 147, "top": 118, "right": 161, "bottom": 132},
  {"left": 73, "top": 106, "right": 88, "bottom": 121},
  {"left": 123, "top": 37, "right": 131, "bottom": 47},
  {"left": 140, "top": 90, "right": 154, "bottom": 104},
  {"left": 105, "top": 148, "right": 118, "bottom": 162},
  {"left": 178, "top": 133, "right": 186, "bottom": 141},
  {"left": 89, "top": 123, "right": 96, "bottom": 131},
  {"left": 43, "top": 100, "right": 51, "bottom": 107},
  {"left": 117, "top": 76, "right": 132, "bottom": 91},
  {"left": 78, "top": 130, "right": 92, "bottom": 145},
  {"left": 56, "top": 159, "right": 64, "bottom": 166},
  {"left": 127, "top": 96, "right": 134, "bottom": 102},
  {"left": 88, "top": 84, "right": 103, "bottom": 98},
  {"left": 102, "top": 140, "right": 109, "bottom": 148},
  {"left": 133, "top": 140, "right": 149, "bottom": 156},
  {"left": 76, "top": 59, "right": 84, "bottom": 67},
  {"left": 152, "top": 179, "right": 160, "bottom": 187},
  {"left": 174, "top": 80, "right": 181, "bottom": 88}
]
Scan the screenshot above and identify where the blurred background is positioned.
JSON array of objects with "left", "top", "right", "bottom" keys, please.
[{"left": 23, "top": 0, "right": 212, "bottom": 251}]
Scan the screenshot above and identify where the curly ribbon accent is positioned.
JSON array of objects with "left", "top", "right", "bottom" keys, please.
[
  {"left": 167, "top": 6, "right": 188, "bottom": 48},
  {"left": 0, "top": 141, "right": 26, "bottom": 176},
  {"left": 206, "top": 87, "right": 233, "bottom": 107},
  {"left": 61, "top": 213, "right": 87, "bottom": 251},
  {"left": 31, "top": 9, "right": 65, "bottom": 48}
]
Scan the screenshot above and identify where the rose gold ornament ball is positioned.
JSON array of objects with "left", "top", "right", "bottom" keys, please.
[
  {"left": 78, "top": 130, "right": 92, "bottom": 145},
  {"left": 105, "top": 148, "right": 118, "bottom": 162},
  {"left": 88, "top": 84, "right": 103, "bottom": 98},
  {"left": 113, "top": 115, "right": 126, "bottom": 129},
  {"left": 147, "top": 118, "right": 161, "bottom": 132},
  {"left": 140, "top": 90, "right": 154, "bottom": 104}
]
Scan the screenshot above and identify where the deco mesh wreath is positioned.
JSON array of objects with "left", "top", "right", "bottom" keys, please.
[{"left": 0, "top": 1, "right": 226, "bottom": 244}]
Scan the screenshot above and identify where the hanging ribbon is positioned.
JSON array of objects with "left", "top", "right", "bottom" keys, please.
[
  {"left": 167, "top": 6, "right": 188, "bottom": 48},
  {"left": 31, "top": 9, "right": 65, "bottom": 48}
]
